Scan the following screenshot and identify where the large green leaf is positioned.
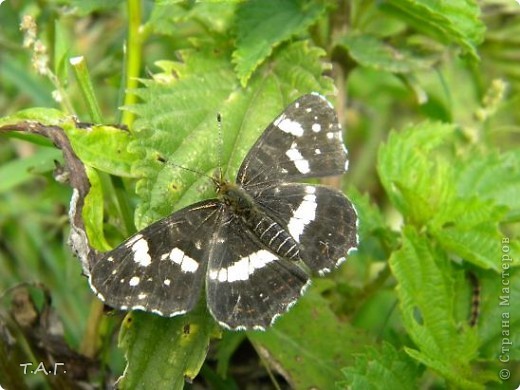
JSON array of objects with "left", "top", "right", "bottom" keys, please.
[
  {"left": 389, "top": 227, "right": 486, "bottom": 389},
  {"left": 339, "top": 33, "right": 439, "bottom": 73},
  {"left": 129, "top": 41, "right": 333, "bottom": 228},
  {"left": 233, "top": 0, "right": 327, "bottom": 86},
  {"left": 118, "top": 302, "right": 219, "bottom": 390},
  {"left": 377, "top": 121, "right": 456, "bottom": 225},
  {"left": 117, "top": 40, "right": 335, "bottom": 387},
  {"left": 379, "top": 0, "right": 485, "bottom": 61},
  {"left": 338, "top": 342, "right": 422, "bottom": 390},
  {"left": 456, "top": 150, "right": 520, "bottom": 221}
]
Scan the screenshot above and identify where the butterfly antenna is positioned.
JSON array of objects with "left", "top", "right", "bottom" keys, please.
[
  {"left": 158, "top": 156, "right": 213, "bottom": 182},
  {"left": 216, "top": 112, "right": 224, "bottom": 180}
]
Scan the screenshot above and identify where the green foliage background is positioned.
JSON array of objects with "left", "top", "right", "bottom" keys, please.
[{"left": 0, "top": 0, "right": 519, "bottom": 389}]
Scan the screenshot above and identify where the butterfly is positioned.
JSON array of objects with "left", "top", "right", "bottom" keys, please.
[{"left": 88, "top": 93, "right": 358, "bottom": 330}]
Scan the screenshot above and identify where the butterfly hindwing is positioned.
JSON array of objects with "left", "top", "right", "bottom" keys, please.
[
  {"left": 237, "top": 93, "right": 348, "bottom": 188},
  {"left": 206, "top": 216, "right": 310, "bottom": 330},
  {"left": 254, "top": 183, "right": 358, "bottom": 274},
  {"left": 89, "top": 201, "right": 221, "bottom": 316}
]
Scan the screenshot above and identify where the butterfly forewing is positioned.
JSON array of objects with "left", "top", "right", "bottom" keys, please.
[
  {"left": 237, "top": 93, "right": 348, "bottom": 188},
  {"left": 89, "top": 201, "right": 222, "bottom": 316}
]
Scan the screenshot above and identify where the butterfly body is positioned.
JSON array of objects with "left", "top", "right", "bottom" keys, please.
[{"left": 89, "top": 93, "right": 358, "bottom": 330}]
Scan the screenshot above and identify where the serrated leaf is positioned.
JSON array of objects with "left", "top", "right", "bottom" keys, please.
[
  {"left": 339, "top": 33, "right": 439, "bottom": 73},
  {"left": 128, "top": 41, "right": 333, "bottom": 228},
  {"left": 475, "top": 267, "right": 520, "bottom": 361},
  {"left": 146, "top": 1, "right": 237, "bottom": 37},
  {"left": 338, "top": 342, "right": 421, "bottom": 390},
  {"left": 456, "top": 150, "right": 520, "bottom": 220},
  {"left": 248, "top": 288, "right": 368, "bottom": 389},
  {"left": 390, "top": 227, "right": 482, "bottom": 388},
  {"left": 232, "top": 0, "right": 327, "bottom": 86},
  {"left": 379, "top": 0, "right": 485, "bottom": 62},
  {"left": 118, "top": 302, "right": 219, "bottom": 390},
  {"left": 429, "top": 198, "right": 507, "bottom": 271},
  {"left": 377, "top": 121, "right": 456, "bottom": 225}
]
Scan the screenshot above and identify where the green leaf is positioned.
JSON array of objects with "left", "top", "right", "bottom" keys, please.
[
  {"left": 232, "top": 0, "right": 327, "bottom": 86},
  {"left": 337, "top": 342, "right": 421, "bottom": 390},
  {"left": 476, "top": 266, "right": 520, "bottom": 361},
  {"left": 65, "top": 124, "right": 138, "bottom": 178},
  {"left": 116, "top": 40, "right": 333, "bottom": 386},
  {"left": 248, "top": 288, "right": 368, "bottom": 389},
  {"left": 377, "top": 121, "right": 456, "bottom": 225},
  {"left": 429, "top": 198, "right": 507, "bottom": 271},
  {"left": 118, "top": 302, "right": 219, "bottom": 390},
  {"left": 339, "top": 33, "right": 439, "bottom": 73},
  {"left": 0, "top": 107, "right": 69, "bottom": 126},
  {"left": 4, "top": 111, "right": 138, "bottom": 177},
  {"left": 83, "top": 166, "right": 111, "bottom": 251},
  {"left": 379, "top": 0, "right": 485, "bottom": 62},
  {"left": 389, "top": 227, "right": 483, "bottom": 389},
  {"left": 456, "top": 150, "right": 520, "bottom": 221},
  {"left": 129, "top": 41, "right": 332, "bottom": 228}
]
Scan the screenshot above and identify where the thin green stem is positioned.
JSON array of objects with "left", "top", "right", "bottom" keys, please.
[
  {"left": 121, "top": 0, "right": 143, "bottom": 127},
  {"left": 69, "top": 56, "right": 103, "bottom": 123}
]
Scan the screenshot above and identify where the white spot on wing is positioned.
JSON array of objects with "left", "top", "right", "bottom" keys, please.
[
  {"left": 169, "top": 247, "right": 199, "bottom": 273},
  {"left": 287, "top": 186, "right": 317, "bottom": 242},
  {"left": 312, "top": 123, "right": 321, "bottom": 132},
  {"left": 132, "top": 238, "right": 152, "bottom": 267},
  {"left": 285, "top": 147, "right": 310, "bottom": 174},
  {"left": 129, "top": 276, "right": 140, "bottom": 286},
  {"left": 209, "top": 250, "right": 277, "bottom": 282},
  {"left": 138, "top": 293, "right": 147, "bottom": 300},
  {"left": 315, "top": 148, "right": 321, "bottom": 155},
  {"left": 275, "top": 115, "right": 304, "bottom": 137},
  {"left": 164, "top": 279, "right": 171, "bottom": 286}
]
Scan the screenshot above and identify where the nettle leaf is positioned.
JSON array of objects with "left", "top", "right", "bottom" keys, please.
[
  {"left": 390, "top": 227, "right": 483, "bottom": 389},
  {"left": 429, "top": 197, "right": 506, "bottom": 271},
  {"left": 339, "top": 34, "right": 439, "bottom": 73},
  {"left": 456, "top": 150, "right": 520, "bottom": 220},
  {"left": 379, "top": 0, "right": 485, "bottom": 62},
  {"left": 377, "top": 121, "right": 456, "bottom": 225},
  {"left": 476, "top": 267, "right": 520, "bottom": 361},
  {"left": 119, "top": 41, "right": 333, "bottom": 387},
  {"left": 248, "top": 288, "right": 368, "bottom": 389},
  {"left": 146, "top": 1, "right": 237, "bottom": 38},
  {"left": 232, "top": 0, "right": 327, "bottom": 86},
  {"left": 129, "top": 41, "right": 333, "bottom": 228},
  {"left": 338, "top": 342, "right": 422, "bottom": 390},
  {"left": 118, "top": 301, "right": 219, "bottom": 390}
]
